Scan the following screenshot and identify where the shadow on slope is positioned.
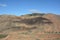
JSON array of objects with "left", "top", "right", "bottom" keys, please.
[{"left": 20, "top": 17, "right": 53, "bottom": 25}]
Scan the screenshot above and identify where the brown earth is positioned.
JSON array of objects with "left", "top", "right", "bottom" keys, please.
[{"left": 0, "top": 13, "right": 60, "bottom": 40}]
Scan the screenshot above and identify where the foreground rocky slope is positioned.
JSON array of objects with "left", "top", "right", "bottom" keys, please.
[{"left": 0, "top": 13, "right": 60, "bottom": 40}]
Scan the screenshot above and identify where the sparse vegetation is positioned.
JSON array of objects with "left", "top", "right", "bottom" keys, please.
[
  {"left": 36, "top": 38, "right": 40, "bottom": 40},
  {"left": 54, "top": 38, "right": 60, "bottom": 40},
  {"left": 22, "top": 13, "right": 45, "bottom": 16},
  {"left": 0, "top": 34, "right": 8, "bottom": 38},
  {"left": 45, "top": 31, "right": 60, "bottom": 34},
  {"left": 32, "top": 13, "right": 45, "bottom": 16},
  {"left": 0, "top": 13, "right": 60, "bottom": 40}
]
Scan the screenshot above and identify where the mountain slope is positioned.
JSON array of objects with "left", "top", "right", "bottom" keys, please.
[{"left": 0, "top": 13, "right": 60, "bottom": 40}]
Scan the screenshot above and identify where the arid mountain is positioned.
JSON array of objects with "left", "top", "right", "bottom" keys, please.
[{"left": 0, "top": 13, "right": 60, "bottom": 40}]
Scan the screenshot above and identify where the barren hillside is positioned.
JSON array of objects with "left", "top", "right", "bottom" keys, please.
[{"left": 0, "top": 13, "right": 60, "bottom": 40}]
